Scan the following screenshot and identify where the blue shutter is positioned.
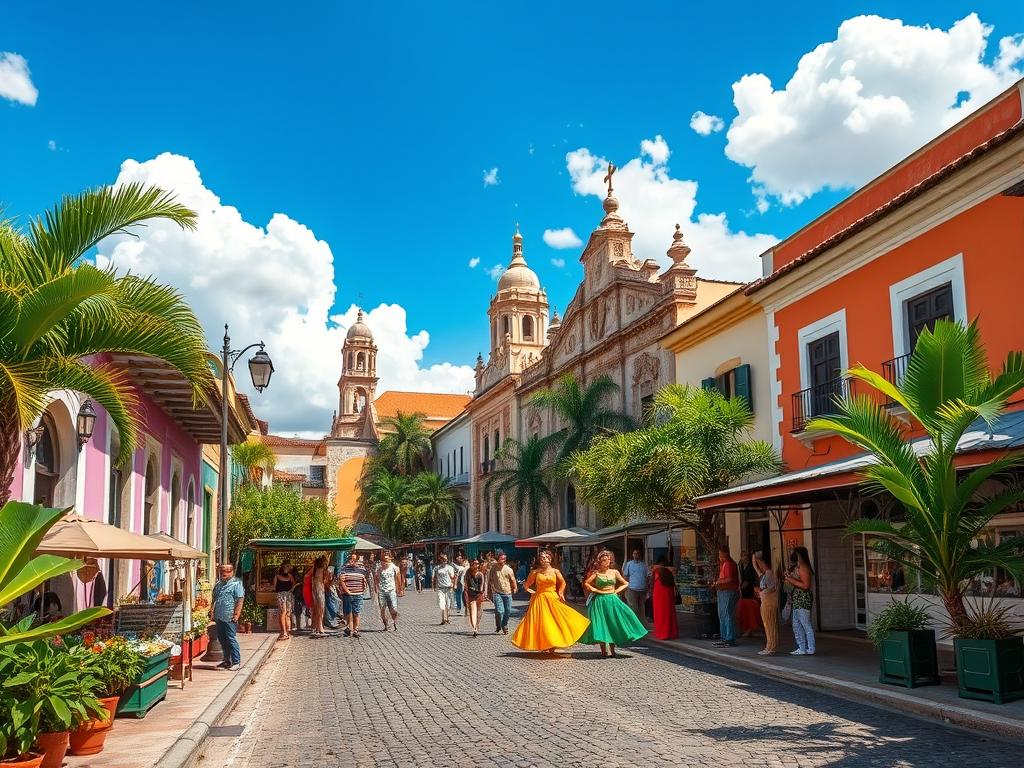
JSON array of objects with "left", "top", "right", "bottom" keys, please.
[
  {"left": 734, "top": 364, "right": 753, "bottom": 411},
  {"left": 701, "top": 377, "right": 716, "bottom": 391}
]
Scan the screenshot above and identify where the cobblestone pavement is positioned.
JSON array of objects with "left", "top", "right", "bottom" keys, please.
[{"left": 200, "top": 591, "right": 1018, "bottom": 768}]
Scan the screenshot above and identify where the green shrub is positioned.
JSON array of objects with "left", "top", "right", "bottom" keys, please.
[
  {"left": 867, "top": 599, "right": 932, "bottom": 648},
  {"left": 949, "top": 602, "right": 1023, "bottom": 640}
]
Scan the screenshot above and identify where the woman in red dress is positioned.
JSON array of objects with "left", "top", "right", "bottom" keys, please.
[{"left": 650, "top": 555, "right": 679, "bottom": 640}]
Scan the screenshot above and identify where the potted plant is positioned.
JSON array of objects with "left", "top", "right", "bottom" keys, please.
[
  {"left": 867, "top": 599, "right": 938, "bottom": 688},
  {"left": 951, "top": 602, "right": 1024, "bottom": 705},
  {"left": 116, "top": 638, "right": 174, "bottom": 718},
  {"left": 239, "top": 593, "right": 263, "bottom": 633},
  {"left": 68, "top": 636, "right": 143, "bottom": 755},
  {"left": 0, "top": 684, "right": 42, "bottom": 768}
]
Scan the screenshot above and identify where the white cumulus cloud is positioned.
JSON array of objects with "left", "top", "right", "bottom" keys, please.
[
  {"left": 0, "top": 52, "right": 38, "bottom": 106},
  {"left": 47, "top": 139, "right": 57, "bottom": 151},
  {"left": 550, "top": 257, "right": 566, "bottom": 269},
  {"left": 723, "top": 13, "right": 1024, "bottom": 205},
  {"left": 690, "top": 111, "right": 725, "bottom": 135},
  {"left": 566, "top": 137, "right": 776, "bottom": 282},
  {"left": 542, "top": 227, "right": 583, "bottom": 249},
  {"left": 468, "top": 257, "right": 480, "bottom": 268},
  {"left": 482, "top": 167, "right": 500, "bottom": 187},
  {"left": 486, "top": 264, "right": 506, "bottom": 280},
  {"left": 95, "top": 152, "right": 473, "bottom": 433}
]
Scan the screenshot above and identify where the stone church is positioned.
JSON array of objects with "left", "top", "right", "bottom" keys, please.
[{"left": 467, "top": 176, "right": 739, "bottom": 536}]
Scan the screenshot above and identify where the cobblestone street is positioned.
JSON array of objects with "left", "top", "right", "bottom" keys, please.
[{"left": 197, "top": 591, "right": 1019, "bottom": 768}]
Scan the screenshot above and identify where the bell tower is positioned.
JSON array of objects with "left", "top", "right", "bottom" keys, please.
[{"left": 331, "top": 309, "right": 378, "bottom": 439}]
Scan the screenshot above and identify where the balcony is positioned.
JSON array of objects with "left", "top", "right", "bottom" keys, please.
[
  {"left": 881, "top": 353, "right": 910, "bottom": 403},
  {"left": 450, "top": 471, "right": 470, "bottom": 487},
  {"left": 479, "top": 459, "right": 495, "bottom": 476},
  {"left": 791, "top": 377, "right": 856, "bottom": 433}
]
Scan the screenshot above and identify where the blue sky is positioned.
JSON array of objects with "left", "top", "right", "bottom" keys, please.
[{"left": 2, "top": 2, "right": 1022, "bottom": 433}]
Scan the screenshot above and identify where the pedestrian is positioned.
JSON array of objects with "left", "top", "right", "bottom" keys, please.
[
  {"left": 464, "top": 558, "right": 486, "bottom": 637},
  {"left": 414, "top": 559, "right": 425, "bottom": 593},
  {"left": 272, "top": 560, "right": 297, "bottom": 640},
  {"left": 581, "top": 550, "right": 648, "bottom": 657},
  {"left": 511, "top": 550, "right": 590, "bottom": 653},
  {"left": 403, "top": 555, "right": 414, "bottom": 589},
  {"left": 451, "top": 554, "right": 468, "bottom": 616},
  {"left": 310, "top": 555, "right": 329, "bottom": 638},
  {"left": 713, "top": 544, "right": 740, "bottom": 648},
  {"left": 752, "top": 551, "right": 779, "bottom": 656},
  {"left": 737, "top": 550, "right": 761, "bottom": 638},
  {"left": 211, "top": 563, "right": 244, "bottom": 670},
  {"left": 785, "top": 546, "right": 816, "bottom": 656},
  {"left": 340, "top": 552, "right": 369, "bottom": 639},
  {"left": 292, "top": 570, "right": 307, "bottom": 631},
  {"left": 650, "top": 554, "right": 679, "bottom": 641},
  {"left": 324, "top": 565, "right": 341, "bottom": 630},
  {"left": 433, "top": 553, "right": 456, "bottom": 625},
  {"left": 375, "top": 550, "right": 403, "bottom": 631},
  {"left": 486, "top": 550, "right": 517, "bottom": 635},
  {"left": 621, "top": 549, "right": 649, "bottom": 623}
]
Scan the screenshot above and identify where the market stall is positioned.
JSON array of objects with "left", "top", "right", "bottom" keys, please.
[{"left": 246, "top": 536, "right": 358, "bottom": 610}]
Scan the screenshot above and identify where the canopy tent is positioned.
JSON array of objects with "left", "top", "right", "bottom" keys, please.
[
  {"left": 246, "top": 537, "right": 359, "bottom": 551},
  {"left": 37, "top": 515, "right": 176, "bottom": 560},
  {"left": 351, "top": 536, "right": 383, "bottom": 551},
  {"left": 572, "top": 520, "right": 670, "bottom": 546},
  {"left": 514, "top": 527, "right": 594, "bottom": 547},
  {"left": 147, "top": 532, "right": 206, "bottom": 561},
  {"left": 454, "top": 531, "right": 517, "bottom": 545}
]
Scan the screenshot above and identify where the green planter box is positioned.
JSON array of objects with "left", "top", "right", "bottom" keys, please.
[
  {"left": 878, "top": 629, "right": 939, "bottom": 688},
  {"left": 117, "top": 649, "right": 172, "bottom": 718},
  {"left": 954, "top": 636, "right": 1024, "bottom": 705}
]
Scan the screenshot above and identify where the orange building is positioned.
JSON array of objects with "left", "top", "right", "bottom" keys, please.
[{"left": 699, "top": 79, "right": 1024, "bottom": 636}]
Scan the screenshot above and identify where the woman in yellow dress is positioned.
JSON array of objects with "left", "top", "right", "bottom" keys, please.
[{"left": 511, "top": 550, "right": 590, "bottom": 652}]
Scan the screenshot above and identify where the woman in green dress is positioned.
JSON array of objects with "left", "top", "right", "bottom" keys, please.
[{"left": 582, "top": 550, "right": 648, "bottom": 657}]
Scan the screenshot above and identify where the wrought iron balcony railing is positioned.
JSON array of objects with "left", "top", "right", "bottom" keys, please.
[
  {"left": 791, "top": 376, "right": 856, "bottom": 433},
  {"left": 881, "top": 353, "right": 911, "bottom": 403}
]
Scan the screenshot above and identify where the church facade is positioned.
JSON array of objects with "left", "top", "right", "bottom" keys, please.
[{"left": 467, "top": 179, "right": 739, "bottom": 536}]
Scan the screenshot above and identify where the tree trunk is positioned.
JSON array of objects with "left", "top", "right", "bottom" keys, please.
[
  {"left": 0, "top": 400, "right": 22, "bottom": 506},
  {"left": 943, "top": 590, "right": 968, "bottom": 628}
]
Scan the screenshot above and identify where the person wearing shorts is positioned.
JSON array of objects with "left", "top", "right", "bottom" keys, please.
[
  {"left": 340, "top": 553, "right": 368, "bottom": 638},
  {"left": 375, "top": 551, "right": 403, "bottom": 631},
  {"left": 433, "top": 553, "right": 456, "bottom": 625}
]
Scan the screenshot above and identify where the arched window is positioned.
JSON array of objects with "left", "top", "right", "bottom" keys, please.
[
  {"left": 566, "top": 484, "right": 577, "bottom": 529},
  {"left": 522, "top": 315, "right": 534, "bottom": 341},
  {"left": 502, "top": 315, "right": 510, "bottom": 337},
  {"left": 186, "top": 481, "right": 196, "bottom": 546},
  {"left": 170, "top": 470, "right": 181, "bottom": 538},
  {"left": 144, "top": 459, "right": 159, "bottom": 535},
  {"left": 347, "top": 351, "right": 353, "bottom": 370},
  {"left": 33, "top": 414, "right": 59, "bottom": 507},
  {"left": 356, "top": 351, "right": 366, "bottom": 371}
]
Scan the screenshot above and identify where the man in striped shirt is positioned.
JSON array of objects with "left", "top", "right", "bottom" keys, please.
[{"left": 340, "top": 553, "right": 369, "bottom": 639}]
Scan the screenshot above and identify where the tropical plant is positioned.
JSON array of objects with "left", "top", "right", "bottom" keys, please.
[
  {"left": 231, "top": 439, "right": 276, "bottom": 487},
  {"left": 363, "top": 471, "right": 414, "bottom": 540},
  {"left": 866, "top": 599, "right": 932, "bottom": 648},
  {"left": 0, "top": 183, "right": 209, "bottom": 504},
  {"left": 409, "top": 473, "right": 461, "bottom": 537},
  {"left": 569, "top": 385, "right": 780, "bottom": 551},
  {"left": 377, "top": 412, "right": 432, "bottom": 475},
  {"left": 239, "top": 592, "right": 264, "bottom": 626},
  {"left": 227, "top": 486, "right": 346, "bottom": 563},
  {"left": 0, "top": 502, "right": 110, "bottom": 646},
  {"left": 808, "top": 320, "right": 1024, "bottom": 624},
  {"left": 83, "top": 636, "right": 144, "bottom": 697},
  {"left": 527, "top": 373, "right": 634, "bottom": 469},
  {"left": 948, "top": 601, "right": 1022, "bottom": 640},
  {"left": 486, "top": 435, "right": 558, "bottom": 535}
]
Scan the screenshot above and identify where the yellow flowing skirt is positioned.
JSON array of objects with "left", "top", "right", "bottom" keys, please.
[{"left": 511, "top": 591, "right": 590, "bottom": 651}]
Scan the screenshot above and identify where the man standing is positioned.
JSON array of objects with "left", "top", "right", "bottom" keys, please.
[
  {"left": 433, "top": 554, "right": 456, "bottom": 625},
  {"left": 340, "top": 553, "right": 368, "bottom": 639},
  {"left": 486, "top": 551, "right": 517, "bottom": 635},
  {"left": 714, "top": 544, "right": 740, "bottom": 648},
  {"left": 622, "top": 549, "right": 649, "bottom": 623},
  {"left": 211, "top": 563, "right": 244, "bottom": 670},
  {"left": 375, "top": 551, "right": 403, "bottom": 631},
  {"left": 451, "top": 554, "right": 468, "bottom": 616}
]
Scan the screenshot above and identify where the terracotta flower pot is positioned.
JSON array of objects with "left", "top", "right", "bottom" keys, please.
[
  {"left": 68, "top": 719, "right": 110, "bottom": 756},
  {"left": 0, "top": 753, "right": 43, "bottom": 768},
  {"left": 96, "top": 695, "right": 120, "bottom": 729},
  {"left": 36, "top": 731, "right": 69, "bottom": 768}
]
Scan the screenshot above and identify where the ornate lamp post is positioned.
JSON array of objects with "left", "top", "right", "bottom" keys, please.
[{"left": 76, "top": 400, "right": 97, "bottom": 449}]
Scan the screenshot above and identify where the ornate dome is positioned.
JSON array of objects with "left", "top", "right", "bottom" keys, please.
[
  {"left": 497, "top": 227, "right": 541, "bottom": 292},
  {"left": 346, "top": 309, "right": 373, "bottom": 341}
]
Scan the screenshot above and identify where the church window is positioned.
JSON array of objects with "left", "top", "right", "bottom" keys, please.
[
  {"left": 502, "top": 315, "right": 510, "bottom": 337},
  {"left": 356, "top": 351, "right": 366, "bottom": 371},
  {"left": 522, "top": 315, "right": 534, "bottom": 341}
]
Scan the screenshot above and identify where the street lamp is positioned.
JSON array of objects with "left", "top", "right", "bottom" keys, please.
[{"left": 76, "top": 400, "right": 97, "bottom": 449}]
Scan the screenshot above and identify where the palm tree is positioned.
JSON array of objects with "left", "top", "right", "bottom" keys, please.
[
  {"left": 231, "top": 440, "right": 277, "bottom": 487},
  {"left": 485, "top": 435, "right": 558, "bottom": 535},
  {"left": 0, "top": 184, "right": 208, "bottom": 504},
  {"left": 364, "top": 470, "right": 413, "bottom": 540},
  {"left": 527, "top": 374, "right": 634, "bottom": 468},
  {"left": 808, "top": 320, "right": 1024, "bottom": 624},
  {"left": 377, "top": 411, "right": 432, "bottom": 475},
  {"left": 409, "top": 472, "right": 461, "bottom": 537},
  {"left": 569, "top": 385, "right": 780, "bottom": 552}
]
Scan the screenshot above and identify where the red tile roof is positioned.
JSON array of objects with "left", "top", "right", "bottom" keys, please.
[
  {"left": 273, "top": 469, "right": 307, "bottom": 483},
  {"left": 373, "top": 391, "right": 471, "bottom": 430}
]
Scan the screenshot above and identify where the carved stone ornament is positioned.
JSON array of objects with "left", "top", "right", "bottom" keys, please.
[
  {"left": 632, "top": 351, "right": 661, "bottom": 388},
  {"left": 528, "top": 409, "right": 542, "bottom": 435},
  {"left": 626, "top": 293, "right": 636, "bottom": 313},
  {"left": 613, "top": 241, "right": 624, "bottom": 260}
]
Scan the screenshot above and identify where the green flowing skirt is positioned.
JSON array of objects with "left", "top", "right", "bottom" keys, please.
[{"left": 581, "top": 592, "right": 648, "bottom": 645}]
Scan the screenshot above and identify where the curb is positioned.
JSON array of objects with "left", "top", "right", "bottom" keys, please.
[
  {"left": 644, "top": 637, "right": 1024, "bottom": 742},
  {"left": 154, "top": 634, "right": 278, "bottom": 768}
]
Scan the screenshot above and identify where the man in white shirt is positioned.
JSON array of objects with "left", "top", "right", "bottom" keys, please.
[
  {"left": 374, "top": 551, "right": 403, "bottom": 631},
  {"left": 432, "top": 553, "right": 457, "bottom": 625},
  {"left": 451, "top": 554, "right": 468, "bottom": 616},
  {"left": 622, "top": 549, "right": 649, "bottom": 623}
]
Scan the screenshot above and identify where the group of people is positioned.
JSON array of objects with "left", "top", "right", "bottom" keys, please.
[{"left": 713, "top": 544, "right": 817, "bottom": 656}]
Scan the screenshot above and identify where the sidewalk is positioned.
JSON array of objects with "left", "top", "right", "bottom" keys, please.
[
  {"left": 645, "top": 610, "right": 1024, "bottom": 741},
  {"left": 67, "top": 633, "right": 277, "bottom": 768}
]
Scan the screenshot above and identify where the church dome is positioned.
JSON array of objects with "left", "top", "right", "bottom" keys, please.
[
  {"left": 498, "top": 228, "right": 541, "bottom": 292},
  {"left": 346, "top": 309, "right": 373, "bottom": 341}
]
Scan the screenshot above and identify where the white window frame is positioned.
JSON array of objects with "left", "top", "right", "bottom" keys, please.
[
  {"left": 797, "top": 308, "right": 848, "bottom": 392},
  {"left": 888, "top": 254, "right": 967, "bottom": 359}
]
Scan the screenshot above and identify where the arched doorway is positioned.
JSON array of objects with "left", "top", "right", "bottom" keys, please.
[
  {"left": 33, "top": 413, "right": 60, "bottom": 507},
  {"left": 565, "top": 484, "right": 577, "bottom": 529},
  {"left": 170, "top": 469, "right": 182, "bottom": 539},
  {"left": 186, "top": 480, "right": 196, "bottom": 547}
]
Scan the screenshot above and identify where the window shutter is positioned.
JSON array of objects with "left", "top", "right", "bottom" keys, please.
[
  {"left": 734, "top": 364, "right": 753, "bottom": 411},
  {"left": 701, "top": 377, "right": 716, "bottom": 391}
]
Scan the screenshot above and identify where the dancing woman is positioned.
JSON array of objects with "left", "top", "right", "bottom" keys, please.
[
  {"left": 581, "top": 550, "right": 648, "bottom": 657},
  {"left": 510, "top": 550, "right": 590, "bottom": 653}
]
